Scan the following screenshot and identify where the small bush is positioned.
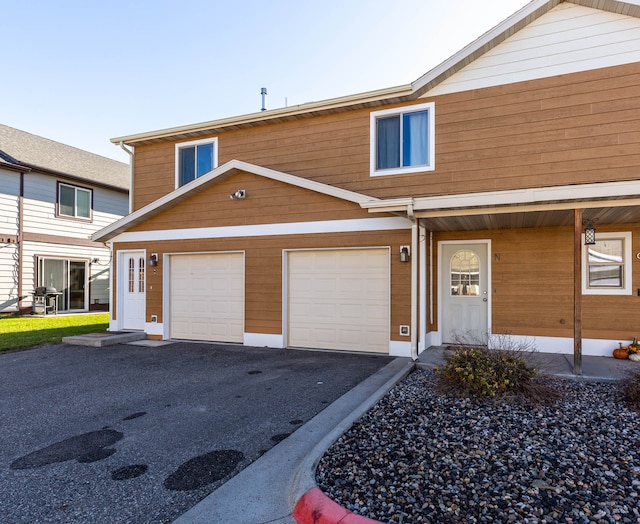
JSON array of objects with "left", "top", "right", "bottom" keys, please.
[
  {"left": 436, "top": 346, "right": 539, "bottom": 398},
  {"left": 618, "top": 371, "right": 640, "bottom": 411}
]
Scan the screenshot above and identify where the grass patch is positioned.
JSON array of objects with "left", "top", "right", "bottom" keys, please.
[{"left": 0, "top": 314, "right": 109, "bottom": 352}]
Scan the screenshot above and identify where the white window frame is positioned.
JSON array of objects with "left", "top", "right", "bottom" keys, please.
[
  {"left": 58, "top": 182, "right": 92, "bottom": 219},
  {"left": 175, "top": 137, "right": 218, "bottom": 188},
  {"left": 582, "top": 231, "right": 632, "bottom": 295},
  {"left": 370, "top": 101, "right": 435, "bottom": 177}
]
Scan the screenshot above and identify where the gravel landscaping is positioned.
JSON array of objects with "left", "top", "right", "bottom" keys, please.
[{"left": 317, "top": 369, "right": 640, "bottom": 523}]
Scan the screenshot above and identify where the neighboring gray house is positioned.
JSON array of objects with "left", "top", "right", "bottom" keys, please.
[{"left": 0, "top": 124, "right": 129, "bottom": 314}]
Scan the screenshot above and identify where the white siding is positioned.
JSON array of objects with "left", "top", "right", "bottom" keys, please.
[
  {"left": 427, "top": 4, "right": 640, "bottom": 97},
  {"left": 0, "top": 169, "right": 20, "bottom": 312},
  {"left": 23, "top": 173, "right": 128, "bottom": 239}
]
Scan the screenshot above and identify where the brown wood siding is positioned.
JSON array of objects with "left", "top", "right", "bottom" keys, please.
[
  {"left": 433, "top": 223, "right": 640, "bottom": 342},
  {"left": 112, "top": 230, "right": 412, "bottom": 344},
  {"left": 129, "top": 171, "right": 383, "bottom": 232},
  {"left": 132, "top": 62, "right": 640, "bottom": 210}
]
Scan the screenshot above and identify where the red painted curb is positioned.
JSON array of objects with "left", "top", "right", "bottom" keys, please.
[{"left": 293, "top": 487, "right": 383, "bottom": 524}]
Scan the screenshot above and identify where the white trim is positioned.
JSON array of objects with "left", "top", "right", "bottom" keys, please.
[
  {"left": 94, "top": 159, "right": 381, "bottom": 242},
  {"left": 488, "top": 333, "right": 629, "bottom": 358},
  {"left": 244, "top": 333, "right": 285, "bottom": 348},
  {"left": 369, "top": 102, "right": 435, "bottom": 177},
  {"left": 582, "top": 231, "right": 633, "bottom": 295},
  {"left": 389, "top": 340, "right": 412, "bottom": 357},
  {"left": 362, "top": 179, "right": 640, "bottom": 213},
  {"left": 419, "top": 223, "right": 427, "bottom": 354},
  {"left": 112, "top": 217, "right": 411, "bottom": 243},
  {"left": 174, "top": 137, "right": 218, "bottom": 189},
  {"left": 437, "top": 239, "right": 492, "bottom": 343},
  {"left": 145, "top": 322, "right": 164, "bottom": 336}
]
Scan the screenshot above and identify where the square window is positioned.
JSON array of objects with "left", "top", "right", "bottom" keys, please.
[
  {"left": 175, "top": 138, "right": 218, "bottom": 187},
  {"left": 370, "top": 102, "right": 434, "bottom": 176},
  {"left": 58, "top": 183, "right": 92, "bottom": 219},
  {"left": 583, "top": 232, "right": 632, "bottom": 295}
]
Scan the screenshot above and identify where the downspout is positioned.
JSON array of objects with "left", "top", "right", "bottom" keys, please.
[
  {"left": 407, "top": 202, "right": 419, "bottom": 361},
  {"left": 17, "top": 172, "right": 24, "bottom": 312},
  {"left": 119, "top": 141, "right": 134, "bottom": 213}
]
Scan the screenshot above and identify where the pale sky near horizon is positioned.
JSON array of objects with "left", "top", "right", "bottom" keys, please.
[{"left": 2, "top": 0, "right": 536, "bottom": 163}]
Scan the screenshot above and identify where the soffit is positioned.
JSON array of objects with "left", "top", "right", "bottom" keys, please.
[{"left": 415, "top": 197, "right": 640, "bottom": 231}]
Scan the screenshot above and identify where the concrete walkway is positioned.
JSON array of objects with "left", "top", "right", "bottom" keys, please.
[{"left": 173, "top": 348, "right": 637, "bottom": 523}]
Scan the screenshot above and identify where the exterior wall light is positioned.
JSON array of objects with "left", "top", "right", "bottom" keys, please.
[
  {"left": 400, "top": 245, "right": 410, "bottom": 263},
  {"left": 149, "top": 253, "right": 158, "bottom": 267},
  {"left": 584, "top": 225, "right": 596, "bottom": 245}
]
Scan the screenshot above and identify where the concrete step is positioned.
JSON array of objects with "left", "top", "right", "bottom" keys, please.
[{"left": 62, "top": 331, "right": 147, "bottom": 347}]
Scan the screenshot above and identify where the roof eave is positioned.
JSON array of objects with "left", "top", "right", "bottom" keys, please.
[{"left": 110, "top": 84, "right": 413, "bottom": 146}]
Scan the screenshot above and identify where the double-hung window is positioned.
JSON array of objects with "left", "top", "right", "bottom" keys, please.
[
  {"left": 583, "top": 232, "right": 632, "bottom": 295},
  {"left": 370, "top": 102, "right": 434, "bottom": 176},
  {"left": 58, "top": 183, "right": 92, "bottom": 219},
  {"left": 175, "top": 137, "right": 218, "bottom": 187}
]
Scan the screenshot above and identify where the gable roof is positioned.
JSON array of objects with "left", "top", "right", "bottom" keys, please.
[
  {"left": 93, "top": 159, "right": 381, "bottom": 242},
  {"left": 0, "top": 124, "right": 129, "bottom": 191},
  {"left": 111, "top": 0, "right": 640, "bottom": 147}
]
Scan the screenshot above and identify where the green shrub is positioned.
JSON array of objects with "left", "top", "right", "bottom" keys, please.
[
  {"left": 436, "top": 346, "right": 539, "bottom": 398},
  {"left": 618, "top": 371, "right": 640, "bottom": 411}
]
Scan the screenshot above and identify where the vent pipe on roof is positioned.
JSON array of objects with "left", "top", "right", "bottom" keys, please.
[{"left": 261, "top": 87, "right": 267, "bottom": 112}]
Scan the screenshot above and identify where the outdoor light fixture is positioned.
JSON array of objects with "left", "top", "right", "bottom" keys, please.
[
  {"left": 584, "top": 224, "right": 596, "bottom": 245},
  {"left": 229, "top": 189, "right": 246, "bottom": 199},
  {"left": 400, "top": 246, "right": 410, "bottom": 263},
  {"left": 149, "top": 253, "right": 158, "bottom": 267}
]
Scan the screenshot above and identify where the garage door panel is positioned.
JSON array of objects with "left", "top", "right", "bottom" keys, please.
[
  {"left": 288, "top": 249, "right": 389, "bottom": 353},
  {"left": 170, "top": 254, "right": 244, "bottom": 343}
]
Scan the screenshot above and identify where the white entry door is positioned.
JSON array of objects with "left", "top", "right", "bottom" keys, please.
[
  {"left": 441, "top": 243, "right": 489, "bottom": 344},
  {"left": 121, "top": 251, "right": 146, "bottom": 330}
]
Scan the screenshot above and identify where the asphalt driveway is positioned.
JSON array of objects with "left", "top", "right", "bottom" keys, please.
[{"left": 0, "top": 341, "right": 392, "bottom": 523}]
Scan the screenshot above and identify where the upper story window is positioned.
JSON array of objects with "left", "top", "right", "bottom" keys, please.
[
  {"left": 175, "top": 137, "right": 218, "bottom": 187},
  {"left": 58, "top": 183, "right": 92, "bottom": 219},
  {"left": 370, "top": 102, "right": 435, "bottom": 177},
  {"left": 583, "top": 232, "right": 632, "bottom": 295}
]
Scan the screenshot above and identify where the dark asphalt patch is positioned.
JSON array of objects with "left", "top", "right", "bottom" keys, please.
[
  {"left": 163, "top": 450, "right": 244, "bottom": 491},
  {"left": 111, "top": 464, "right": 149, "bottom": 480},
  {"left": 271, "top": 433, "right": 291, "bottom": 443},
  {"left": 289, "top": 419, "right": 303, "bottom": 425},
  {"left": 247, "top": 370, "right": 262, "bottom": 375},
  {"left": 10, "top": 429, "right": 124, "bottom": 469},
  {"left": 123, "top": 411, "right": 146, "bottom": 421}
]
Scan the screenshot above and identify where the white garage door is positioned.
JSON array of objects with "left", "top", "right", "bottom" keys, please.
[
  {"left": 288, "top": 249, "right": 389, "bottom": 353},
  {"left": 170, "top": 253, "right": 244, "bottom": 342}
]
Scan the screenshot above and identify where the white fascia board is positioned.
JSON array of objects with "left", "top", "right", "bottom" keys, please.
[
  {"left": 362, "top": 179, "right": 640, "bottom": 214},
  {"left": 413, "top": 180, "right": 640, "bottom": 210},
  {"left": 411, "top": 0, "right": 557, "bottom": 94},
  {"left": 110, "top": 216, "right": 411, "bottom": 243},
  {"left": 93, "top": 159, "right": 380, "bottom": 242},
  {"left": 111, "top": 85, "right": 412, "bottom": 145}
]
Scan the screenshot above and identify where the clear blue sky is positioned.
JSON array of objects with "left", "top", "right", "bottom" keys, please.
[{"left": 2, "top": 0, "right": 530, "bottom": 163}]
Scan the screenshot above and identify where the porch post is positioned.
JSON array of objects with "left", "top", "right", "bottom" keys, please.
[{"left": 574, "top": 208, "right": 583, "bottom": 375}]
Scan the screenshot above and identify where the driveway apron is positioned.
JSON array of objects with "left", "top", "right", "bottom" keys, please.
[{"left": 0, "top": 342, "right": 392, "bottom": 523}]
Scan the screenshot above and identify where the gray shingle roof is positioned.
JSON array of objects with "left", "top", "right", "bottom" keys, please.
[{"left": 0, "top": 124, "right": 129, "bottom": 191}]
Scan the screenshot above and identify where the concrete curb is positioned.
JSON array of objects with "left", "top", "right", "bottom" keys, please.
[
  {"left": 172, "top": 357, "right": 411, "bottom": 524},
  {"left": 289, "top": 360, "right": 414, "bottom": 524}
]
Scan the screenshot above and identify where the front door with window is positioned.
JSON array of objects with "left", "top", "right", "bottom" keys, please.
[
  {"left": 121, "top": 251, "right": 146, "bottom": 330},
  {"left": 440, "top": 242, "right": 489, "bottom": 344}
]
